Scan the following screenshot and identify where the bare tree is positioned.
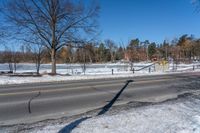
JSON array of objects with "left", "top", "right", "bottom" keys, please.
[
  {"left": 25, "top": 42, "right": 44, "bottom": 75},
  {"left": 105, "top": 39, "right": 117, "bottom": 62},
  {"left": 2, "top": 46, "right": 20, "bottom": 73},
  {"left": 2, "top": 0, "right": 100, "bottom": 74},
  {"left": 3, "top": 50, "right": 13, "bottom": 73},
  {"left": 33, "top": 44, "right": 44, "bottom": 75}
]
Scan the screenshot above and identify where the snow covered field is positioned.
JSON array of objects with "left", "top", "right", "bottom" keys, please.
[
  {"left": 0, "top": 63, "right": 140, "bottom": 75},
  {"left": 27, "top": 93, "right": 200, "bottom": 133},
  {"left": 0, "top": 62, "right": 199, "bottom": 85}
]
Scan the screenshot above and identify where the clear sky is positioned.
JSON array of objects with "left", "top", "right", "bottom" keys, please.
[
  {"left": 99, "top": 0, "right": 200, "bottom": 44},
  {"left": 1, "top": 0, "right": 200, "bottom": 46}
]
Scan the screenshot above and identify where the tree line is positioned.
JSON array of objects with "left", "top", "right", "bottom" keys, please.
[{"left": 1, "top": 34, "right": 200, "bottom": 74}]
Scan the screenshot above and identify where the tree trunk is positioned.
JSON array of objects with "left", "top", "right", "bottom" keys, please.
[
  {"left": 51, "top": 49, "right": 56, "bottom": 75},
  {"left": 51, "top": 12, "right": 57, "bottom": 75},
  {"left": 8, "top": 63, "right": 13, "bottom": 73},
  {"left": 36, "top": 57, "right": 40, "bottom": 75},
  {"left": 88, "top": 54, "right": 93, "bottom": 63}
]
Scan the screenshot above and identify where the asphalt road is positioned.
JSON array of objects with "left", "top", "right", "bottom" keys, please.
[{"left": 0, "top": 72, "right": 200, "bottom": 126}]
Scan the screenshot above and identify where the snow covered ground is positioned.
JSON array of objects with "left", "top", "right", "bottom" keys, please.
[
  {"left": 0, "top": 62, "right": 199, "bottom": 85},
  {"left": 28, "top": 94, "right": 200, "bottom": 133},
  {"left": 0, "top": 72, "right": 167, "bottom": 85}
]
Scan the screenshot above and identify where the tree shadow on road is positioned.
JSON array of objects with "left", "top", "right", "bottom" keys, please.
[
  {"left": 97, "top": 80, "right": 133, "bottom": 115},
  {"left": 58, "top": 80, "right": 133, "bottom": 133}
]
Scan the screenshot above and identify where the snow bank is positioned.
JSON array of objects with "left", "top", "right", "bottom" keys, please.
[
  {"left": 71, "top": 97, "right": 200, "bottom": 133},
  {"left": 0, "top": 72, "right": 165, "bottom": 85},
  {"left": 31, "top": 95, "right": 200, "bottom": 133}
]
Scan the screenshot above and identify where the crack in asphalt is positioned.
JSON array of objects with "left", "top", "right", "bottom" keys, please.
[{"left": 28, "top": 91, "right": 41, "bottom": 114}]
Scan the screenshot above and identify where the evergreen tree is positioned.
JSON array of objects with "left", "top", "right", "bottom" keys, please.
[{"left": 148, "top": 42, "right": 157, "bottom": 59}]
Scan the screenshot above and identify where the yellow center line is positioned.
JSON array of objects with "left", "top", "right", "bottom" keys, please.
[{"left": 0, "top": 77, "right": 187, "bottom": 96}]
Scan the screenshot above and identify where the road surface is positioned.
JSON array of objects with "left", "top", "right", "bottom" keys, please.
[{"left": 0, "top": 72, "right": 200, "bottom": 125}]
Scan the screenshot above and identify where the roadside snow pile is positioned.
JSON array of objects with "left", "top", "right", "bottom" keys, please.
[
  {"left": 29, "top": 95, "right": 200, "bottom": 133},
  {"left": 0, "top": 72, "right": 163, "bottom": 85},
  {"left": 71, "top": 97, "right": 200, "bottom": 133}
]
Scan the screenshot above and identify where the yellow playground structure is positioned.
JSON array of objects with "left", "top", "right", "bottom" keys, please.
[{"left": 155, "top": 60, "right": 169, "bottom": 72}]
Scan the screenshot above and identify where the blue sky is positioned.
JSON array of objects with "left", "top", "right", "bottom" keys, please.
[
  {"left": 99, "top": 0, "right": 200, "bottom": 44},
  {"left": 1, "top": 0, "right": 200, "bottom": 47}
]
